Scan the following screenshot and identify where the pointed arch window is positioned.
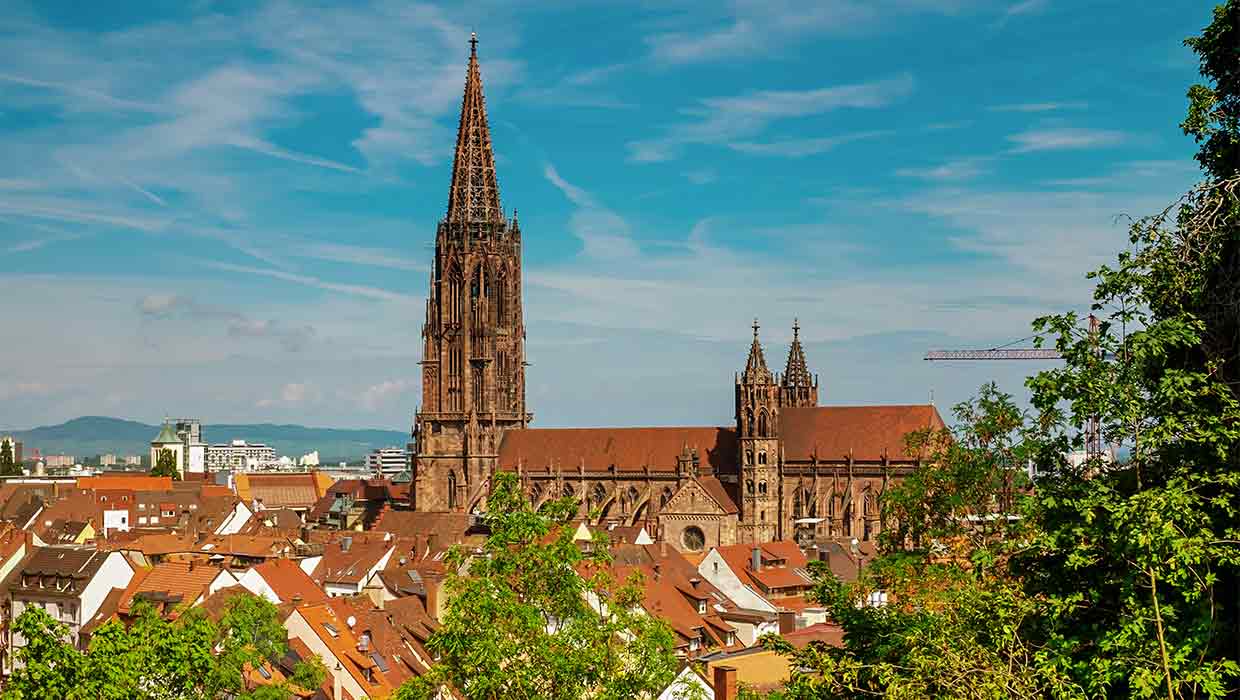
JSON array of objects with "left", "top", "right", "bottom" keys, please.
[
  {"left": 758, "top": 451, "right": 767, "bottom": 465},
  {"left": 660, "top": 487, "right": 673, "bottom": 509},
  {"left": 493, "top": 266, "right": 507, "bottom": 326},
  {"left": 745, "top": 409, "right": 755, "bottom": 437},
  {"left": 591, "top": 482, "right": 607, "bottom": 508},
  {"left": 758, "top": 410, "right": 769, "bottom": 438},
  {"left": 447, "top": 472, "right": 458, "bottom": 510},
  {"left": 746, "top": 479, "right": 754, "bottom": 496},
  {"left": 626, "top": 486, "right": 640, "bottom": 512},
  {"left": 562, "top": 483, "right": 576, "bottom": 499},
  {"left": 758, "top": 481, "right": 768, "bottom": 496}
]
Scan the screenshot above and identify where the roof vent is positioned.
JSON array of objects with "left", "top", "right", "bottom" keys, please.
[
  {"left": 346, "top": 615, "right": 356, "bottom": 628},
  {"left": 341, "top": 536, "right": 352, "bottom": 552},
  {"left": 358, "top": 632, "right": 370, "bottom": 652}
]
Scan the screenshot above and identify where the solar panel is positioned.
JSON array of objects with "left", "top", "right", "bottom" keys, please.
[{"left": 370, "top": 652, "right": 390, "bottom": 673}]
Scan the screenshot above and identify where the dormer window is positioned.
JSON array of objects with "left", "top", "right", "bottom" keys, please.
[{"left": 697, "top": 601, "right": 706, "bottom": 614}]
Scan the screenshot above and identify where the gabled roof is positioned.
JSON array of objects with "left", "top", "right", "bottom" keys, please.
[
  {"left": 314, "top": 534, "right": 394, "bottom": 585},
  {"left": 498, "top": 427, "right": 737, "bottom": 473},
  {"left": 118, "top": 561, "right": 224, "bottom": 618},
  {"left": 252, "top": 558, "right": 328, "bottom": 605},
  {"left": 713, "top": 541, "right": 813, "bottom": 598},
  {"left": 780, "top": 405, "right": 946, "bottom": 462}
]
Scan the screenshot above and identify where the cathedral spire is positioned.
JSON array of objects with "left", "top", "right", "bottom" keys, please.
[
  {"left": 783, "top": 318, "right": 812, "bottom": 387},
  {"left": 446, "top": 33, "right": 503, "bottom": 225},
  {"left": 743, "top": 318, "right": 772, "bottom": 383}
]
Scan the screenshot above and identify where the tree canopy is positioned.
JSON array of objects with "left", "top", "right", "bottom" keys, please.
[
  {"left": 151, "top": 447, "right": 180, "bottom": 480},
  {"left": 1, "top": 593, "right": 324, "bottom": 700},
  {"left": 394, "top": 471, "right": 690, "bottom": 700}
]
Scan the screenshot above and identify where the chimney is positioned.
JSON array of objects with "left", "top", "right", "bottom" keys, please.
[
  {"left": 333, "top": 662, "right": 343, "bottom": 700},
  {"left": 713, "top": 666, "right": 738, "bottom": 700},
  {"left": 778, "top": 610, "right": 796, "bottom": 635},
  {"left": 341, "top": 536, "right": 352, "bottom": 552},
  {"left": 292, "top": 594, "right": 302, "bottom": 606},
  {"left": 358, "top": 632, "right": 370, "bottom": 652},
  {"left": 751, "top": 546, "right": 761, "bottom": 572}
]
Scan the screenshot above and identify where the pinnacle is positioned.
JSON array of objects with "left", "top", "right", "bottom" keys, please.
[
  {"left": 446, "top": 34, "right": 503, "bottom": 225},
  {"left": 783, "top": 319, "right": 812, "bottom": 387},
  {"left": 743, "top": 319, "right": 772, "bottom": 383}
]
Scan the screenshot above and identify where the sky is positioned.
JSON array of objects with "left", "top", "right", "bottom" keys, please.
[{"left": 0, "top": 0, "right": 1215, "bottom": 434}]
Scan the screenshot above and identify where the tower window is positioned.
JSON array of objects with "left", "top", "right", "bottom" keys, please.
[
  {"left": 759, "top": 481, "right": 767, "bottom": 495},
  {"left": 746, "top": 479, "right": 754, "bottom": 495},
  {"left": 758, "top": 451, "right": 767, "bottom": 465}
]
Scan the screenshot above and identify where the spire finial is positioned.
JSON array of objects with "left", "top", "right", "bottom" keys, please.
[
  {"left": 752, "top": 318, "right": 760, "bottom": 339},
  {"left": 793, "top": 318, "right": 800, "bottom": 339},
  {"left": 470, "top": 32, "right": 478, "bottom": 56}
]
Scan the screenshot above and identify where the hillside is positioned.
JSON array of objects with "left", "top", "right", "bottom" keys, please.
[{"left": 0, "top": 416, "right": 409, "bottom": 464}]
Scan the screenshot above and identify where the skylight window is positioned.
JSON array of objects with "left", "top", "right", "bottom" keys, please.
[{"left": 323, "top": 622, "right": 339, "bottom": 637}]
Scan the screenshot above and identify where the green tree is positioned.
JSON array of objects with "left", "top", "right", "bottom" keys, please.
[
  {"left": 394, "top": 471, "right": 685, "bottom": 700},
  {"left": 881, "top": 383, "right": 1032, "bottom": 553},
  {"left": 0, "top": 439, "right": 19, "bottom": 476},
  {"left": 3, "top": 595, "right": 324, "bottom": 700},
  {"left": 1014, "top": 4, "right": 1240, "bottom": 696},
  {"left": 773, "top": 386, "right": 1076, "bottom": 699},
  {"left": 151, "top": 448, "right": 181, "bottom": 480}
]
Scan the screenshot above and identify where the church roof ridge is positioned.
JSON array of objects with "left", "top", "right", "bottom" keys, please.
[{"left": 445, "top": 33, "right": 503, "bottom": 225}]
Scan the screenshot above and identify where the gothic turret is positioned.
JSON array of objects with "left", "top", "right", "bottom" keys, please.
[
  {"left": 780, "top": 319, "right": 818, "bottom": 407},
  {"left": 735, "top": 319, "right": 780, "bottom": 543}
]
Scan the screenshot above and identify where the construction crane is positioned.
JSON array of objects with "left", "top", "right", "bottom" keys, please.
[{"left": 924, "top": 315, "right": 1105, "bottom": 459}]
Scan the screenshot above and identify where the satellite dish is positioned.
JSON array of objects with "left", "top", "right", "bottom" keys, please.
[{"left": 346, "top": 615, "right": 356, "bottom": 628}]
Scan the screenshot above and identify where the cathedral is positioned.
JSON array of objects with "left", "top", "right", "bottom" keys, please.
[{"left": 410, "top": 38, "right": 946, "bottom": 552}]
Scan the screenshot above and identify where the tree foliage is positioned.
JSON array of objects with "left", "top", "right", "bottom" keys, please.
[
  {"left": 881, "top": 383, "right": 1032, "bottom": 553},
  {"left": 2, "top": 594, "right": 325, "bottom": 700},
  {"left": 775, "top": 4, "right": 1240, "bottom": 698},
  {"left": 0, "top": 439, "right": 18, "bottom": 476},
  {"left": 152, "top": 448, "right": 181, "bottom": 480},
  {"left": 394, "top": 471, "right": 686, "bottom": 700}
]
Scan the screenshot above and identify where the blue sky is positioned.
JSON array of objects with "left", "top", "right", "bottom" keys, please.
[{"left": 0, "top": 0, "right": 1213, "bottom": 432}]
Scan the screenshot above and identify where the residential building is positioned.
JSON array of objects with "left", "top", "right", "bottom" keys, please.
[
  {"left": 698, "top": 542, "right": 817, "bottom": 618},
  {"left": 5, "top": 548, "right": 135, "bottom": 654},
  {"left": 311, "top": 533, "right": 395, "bottom": 598},
  {"left": 44, "top": 454, "right": 75, "bottom": 468},
  {"left": 365, "top": 447, "right": 409, "bottom": 479},
  {"left": 99, "top": 454, "right": 117, "bottom": 467},
  {"left": 116, "top": 560, "right": 237, "bottom": 620}
]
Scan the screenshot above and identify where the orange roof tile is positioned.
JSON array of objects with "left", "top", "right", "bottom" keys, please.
[
  {"left": 118, "top": 561, "right": 224, "bottom": 618},
  {"left": 252, "top": 558, "right": 328, "bottom": 605},
  {"left": 77, "top": 475, "right": 173, "bottom": 492},
  {"left": 498, "top": 426, "right": 737, "bottom": 472},
  {"left": 780, "top": 405, "right": 946, "bottom": 462}
]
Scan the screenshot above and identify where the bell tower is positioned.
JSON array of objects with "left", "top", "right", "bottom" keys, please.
[
  {"left": 411, "top": 34, "right": 530, "bottom": 513},
  {"left": 736, "top": 320, "right": 780, "bottom": 543}
]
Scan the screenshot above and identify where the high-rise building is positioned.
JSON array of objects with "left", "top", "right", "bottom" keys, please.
[
  {"left": 410, "top": 35, "right": 529, "bottom": 513},
  {"left": 366, "top": 447, "right": 409, "bottom": 479},
  {"left": 206, "top": 440, "right": 278, "bottom": 470}
]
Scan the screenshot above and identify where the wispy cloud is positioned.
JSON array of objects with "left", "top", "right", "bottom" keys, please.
[
  {"left": 895, "top": 156, "right": 992, "bottom": 181},
  {"left": 513, "top": 63, "right": 633, "bottom": 109},
  {"left": 995, "top": 0, "right": 1048, "bottom": 27},
  {"left": 729, "top": 130, "right": 891, "bottom": 157},
  {"left": 257, "top": 382, "right": 320, "bottom": 408},
  {"left": 989, "top": 100, "right": 1086, "bottom": 112},
  {"left": 1007, "top": 127, "right": 1126, "bottom": 153},
  {"left": 295, "top": 242, "right": 425, "bottom": 271},
  {"left": 543, "top": 164, "right": 639, "bottom": 259},
  {"left": 357, "top": 379, "right": 415, "bottom": 411},
  {"left": 644, "top": 0, "right": 963, "bottom": 65},
  {"left": 202, "top": 261, "right": 416, "bottom": 303},
  {"left": 628, "top": 74, "right": 913, "bottom": 162}
]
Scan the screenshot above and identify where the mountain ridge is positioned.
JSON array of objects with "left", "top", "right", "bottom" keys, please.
[{"left": 1, "top": 416, "right": 408, "bottom": 464}]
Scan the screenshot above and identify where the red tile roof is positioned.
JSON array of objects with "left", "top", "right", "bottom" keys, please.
[
  {"left": 251, "top": 558, "right": 328, "bottom": 605},
  {"left": 780, "top": 405, "right": 946, "bottom": 462},
  {"left": 714, "top": 541, "right": 814, "bottom": 598},
  {"left": 498, "top": 426, "right": 737, "bottom": 472},
  {"left": 118, "top": 561, "right": 224, "bottom": 617},
  {"left": 77, "top": 475, "right": 173, "bottom": 492}
]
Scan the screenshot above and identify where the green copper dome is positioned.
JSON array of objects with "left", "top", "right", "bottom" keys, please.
[{"left": 153, "top": 421, "right": 178, "bottom": 444}]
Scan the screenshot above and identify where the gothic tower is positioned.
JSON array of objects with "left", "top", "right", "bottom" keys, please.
[
  {"left": 780, "top": 319, "right": 818, "bottom": 408},
  {"left": 736, "top": 320, "right": 780, "bottom": 543},
  {"left": 411, "top": 35, "right": 529, "bottom": 513}
]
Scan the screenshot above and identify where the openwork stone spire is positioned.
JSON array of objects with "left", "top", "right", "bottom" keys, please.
[
  {"left": 783, "top": 318, "right": 812, "bottom": 387},
  {"left": 445, "top": 33, "right": 503, "bottom": 225},
  {"left": 743, "top": 318, "right": 772, "bottom": 383}
]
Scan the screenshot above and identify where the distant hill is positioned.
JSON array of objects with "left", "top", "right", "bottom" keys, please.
[{"left": 1, "top": 416, "right": 408, "bottom": 464}]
